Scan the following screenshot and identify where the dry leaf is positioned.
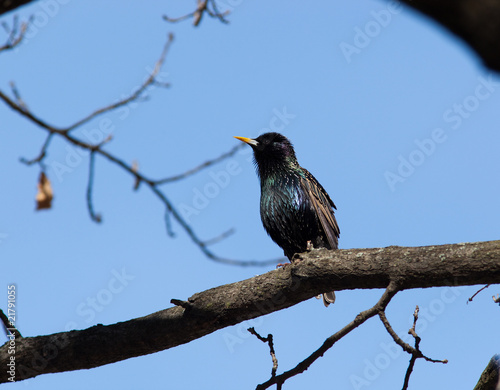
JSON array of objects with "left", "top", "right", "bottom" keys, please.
[{"left": 36, "top": 171, "right": 53, "bottom": 210}]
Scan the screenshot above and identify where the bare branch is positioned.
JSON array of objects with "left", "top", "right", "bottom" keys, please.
[
  {"left": 19, "top": 132, "right": 53, "bottom": 167},
  {"left": 256, "top": 281, "right": 401, "bottom": 389},
  {"left": 473, "top": 355, "right": 500, "bottom": 390},
  {"left": 86, "top": 151, "right": 101, "bottom": 223},
  {"left": 248, "top": 327, "right": 278, "bottom": 379},
  {"left": 8, "top": 80, "right": 28, "bottom": 110},
  {"left": 378, "top": 311, "right": 416, "bottom": 355},
  {"left": 468, "top": 284, "right": 491, "bottom": 303},
  {"left": 201, "top": 228, "right": 236, "bottom": 247},
  {"left": 0, "top": 16, "right": 27, "bottom": 53},
  {"left": 154, "top": 144, "right": 245, "bottom": 185},
  {"left": 0, "top": 240, "right": 499, "bottom": 383},
  {"left": 402, "top": 306, "right": 448, "bottom": 390},
  {"left": 0, "top": 34, "right": 277, "bottom": 267},
  {"left": 1, "top": 34, "right": 173, "bottom": 136},
  {"left": 64, "top": 33, "right": 173, "bottom": 133},
  {"left": 163, "top": 0, "right": 230, "bottom": 27}
]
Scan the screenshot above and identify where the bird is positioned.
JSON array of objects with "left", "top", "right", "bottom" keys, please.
[{"left": 234, "top": 132, "right": 340, "bottom": 306}]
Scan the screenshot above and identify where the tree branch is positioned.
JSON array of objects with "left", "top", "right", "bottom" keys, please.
[
  {"left": 0, "top": 16, "right": 27, "bottom": 53},
  {"left": 468, "top": 284, "right": 491, "bottom": 303},
  {"left": 473, "top": 355, "right": 500, "bottom": 390},
  {"left": 400, "top": 306, "right": 447, "bottom": 390},
  {"left": 399, "top": 0, "right": 500, "bottom": 71},
  {"left": 1, "top": 240, "right": 499, "bottom": 383},
  {"left": 0, "top": 1, "right": 35, "bottom": 17},
  {"left": 163, "top": 0, "right": 230, "bottom": 27},
  {"left": 0, "top": 34, "right": 278, "bottom": 267},
  {"left": 248, "top": 327, "right": 278, "bottom": 379},
  {"left": 257, "top": 281, "right": 401, "bottom": 389}
]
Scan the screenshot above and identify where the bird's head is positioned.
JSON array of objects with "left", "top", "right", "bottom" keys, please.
[{"left": 234, "top": 132, "right": 298, "bottom": 176}]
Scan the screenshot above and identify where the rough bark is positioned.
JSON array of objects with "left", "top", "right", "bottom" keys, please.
[
  {"left": 474, "top": 355, "right": 500, "bottom": 390},
  {"left": 1, "top": 240, "right": 500, "bottom": 383}
]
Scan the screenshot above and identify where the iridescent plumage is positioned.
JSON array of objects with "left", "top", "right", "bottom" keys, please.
[{"left": 235, "top": 132, "right": 340, "bottom": 306}]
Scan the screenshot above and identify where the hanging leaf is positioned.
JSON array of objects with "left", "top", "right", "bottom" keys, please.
[{"left": 36, "top": 171, "right": 53, "bottom": 210}]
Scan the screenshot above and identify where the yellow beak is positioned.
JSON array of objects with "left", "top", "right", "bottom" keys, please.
[{"left": 234, "top": 136, "right": 258, "bottom": 146}]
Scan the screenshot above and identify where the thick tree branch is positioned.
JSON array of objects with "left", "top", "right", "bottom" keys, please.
[
  {"left": 399, "top": 0, "right": 500, "bottom": 71},
  {"left": 0, "top": 0, "right": 34, "bottom": 16},
  {"left": 1, "top": 240, "right": 499, "bottom": 383},
  {"left": 474, "top": 355, "right": 500, "bottom": 390}
]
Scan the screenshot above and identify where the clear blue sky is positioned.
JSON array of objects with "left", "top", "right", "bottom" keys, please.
[{"left": 1, "top": 1, "right": 500, "bottom": 389}]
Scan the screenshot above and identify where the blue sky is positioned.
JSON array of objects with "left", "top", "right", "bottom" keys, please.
[{"left": 1, "top": 1, "right": 499, "bottom": 389}]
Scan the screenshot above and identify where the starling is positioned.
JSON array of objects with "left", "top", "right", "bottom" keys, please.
[{"left": 235, "top": 132, "right": 340, "bottom": 306}]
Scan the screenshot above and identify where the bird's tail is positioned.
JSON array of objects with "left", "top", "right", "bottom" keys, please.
[{"left": 317, "top": 291, "right": 336, "bottom": 307}]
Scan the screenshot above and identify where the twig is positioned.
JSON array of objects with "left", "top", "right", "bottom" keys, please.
[
  {"left": 248, "top": 327, "right": 278, "bottom": 378},
  {"left": 201, "top": 228, "right": 235, "bottom": 246},
  {"left": 63, "top": 33, "right": 174, "bottom": 133},
  {"left": 19, "top": 132, "right": 53, "bottom": 166},
  {"left": 256, "top": 281, "right": 401, "bottom": 390},
  {"left": 402, "top": 306, "right": 420, "bottom": 390},
  {"left": 467, "top": 284, "right": 491, "bottom": 304},
  {"left": 86, "top": 151, "right": 102, "bottom": 223},
  {"left": 402, "top": 306, "right": 448, "bottom": 390},
  {"left": 163, "top": 208, "right": 175, "bottom": 237},
  {"left": 9, "top": 81, "right": 27, "bottom": 110},
  {"left": 0, "top": 16, "right": 28, "bottom": 53},
  {"left": 154, "top": 144, "right": 245, "bottom": 185},
  {"left": 163, "top": 0, "right": 230, "bottom": 27},
  {"left": 1, "top": 35, "right": 173, "bottom": 136},
  {"left": 378, "top": 311, "right": 417, "bottom": 355}
]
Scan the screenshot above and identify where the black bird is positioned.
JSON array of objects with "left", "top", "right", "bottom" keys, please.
[{"left": 235, "top": 132, "right": 340, "bottom": 306}]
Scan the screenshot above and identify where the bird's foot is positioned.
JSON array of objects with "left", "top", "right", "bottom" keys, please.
[
  {"left": 276, "top": 262, "right": 290, "bottom": 269},
  {"left": 306, "top": 240, "right": 314, "bottom": 251}
]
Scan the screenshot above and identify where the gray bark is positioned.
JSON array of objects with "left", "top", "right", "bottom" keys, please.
[{"left": 1, "top": 240, "right": 500, "bottom": 383}]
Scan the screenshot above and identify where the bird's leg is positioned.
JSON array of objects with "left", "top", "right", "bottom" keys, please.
[{"left": 306, "top": 240, "right": 314, "bottom": 251}]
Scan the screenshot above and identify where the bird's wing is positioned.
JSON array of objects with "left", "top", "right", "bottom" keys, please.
[{"left": 300, "top": 170, "right": 340, "bottom": 249}]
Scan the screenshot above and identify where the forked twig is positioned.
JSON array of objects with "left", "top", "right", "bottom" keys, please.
[{"left": 0, "top": 33, "right": 278, "bottom": 267}]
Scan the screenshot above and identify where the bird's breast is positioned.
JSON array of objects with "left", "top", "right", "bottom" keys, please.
[{"left": 259, "top": 176, "right": 320, "bottom": 255}]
